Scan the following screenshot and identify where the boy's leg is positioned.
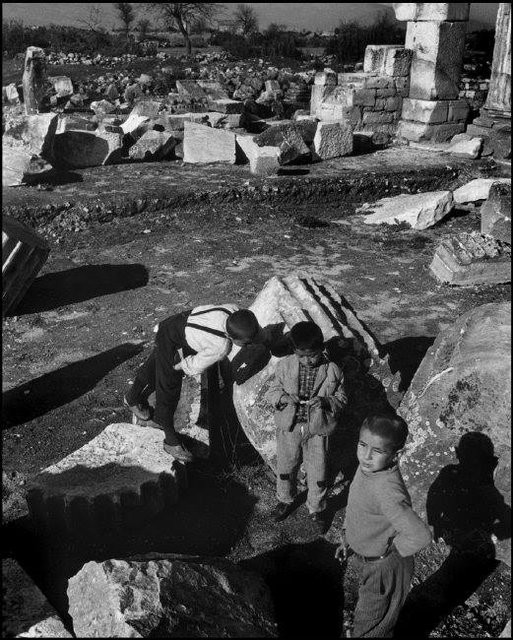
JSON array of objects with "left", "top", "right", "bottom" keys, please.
[
  {"left": 352, "top": 551, "right": 414, "bottom": 638},
  {"left": 276, "top": 427, "right": 302, "bottom": 505},
  {"left": 124, "top": 349, "right": 156, "bottom": 418},
  {"left": 303, "top": 434, "right": 329, "bottom": 514}
]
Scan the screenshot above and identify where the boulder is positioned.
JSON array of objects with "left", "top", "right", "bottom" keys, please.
[
  {"left": 312, "top": 121, "right": 353, "bottom": 160},
  {"left": 183, "top": 122, "right": 236, "bottom": 164},
  {"left": 453, "top": 178, "right": 511, "bottom": 204},
  {"left": 124, "top": 83, "right": 144, "bottom": 104},
  {"left": 358, "top": 191, "right": 454, "bottom": 230},
  {"left": 129, "top": 130, "right": 178, "bottom": 161},
  {"left": 447, "top": 133, "right": 483, "bottom": 159},
  {"left": 104, "top": 83, "right": 119, "bottom": 102},
  {"left": 236, "top": 134, "right": 281, "bottom": 176},
  {"left": 22, "top": 46, "right": 47, "bottom": 114},
  {"left": 67, "top": 556, "right": 277, "bottom": 638},
  {"left": 52, "top": 130, "right": 124, "bottom": 168},
  {"left": 3, "top": 113, "right": 58, "bottom": 162},
  {"left": 2, "top": 558, "right": 72, "bottom": 637},
  {"left": 481, "top": 182, "right": 511, "bottom": 244},
  {"left": 398, "top": 303, "right": 511, "bottom": 565},
  {"left": 208, "top": 98, "right": 244, "bottom": 114},
  {"left": 253, "top": 122, "right": 310, "bottom": 165}
]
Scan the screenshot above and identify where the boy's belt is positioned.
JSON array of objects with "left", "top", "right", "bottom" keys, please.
[{"left": 349, "top": 545, "right": 395, "bottom": 563}]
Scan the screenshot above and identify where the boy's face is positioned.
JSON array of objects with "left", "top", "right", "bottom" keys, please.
[
  {"left": 295, "top": 347, "right": 323, "bottom": 367},
  {"left": 357, "top": 428, "right": 400, "bottom": 473}
]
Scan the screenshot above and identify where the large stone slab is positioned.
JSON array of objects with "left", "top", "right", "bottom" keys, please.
[
  {"left": 358, "top": 191, "right": 453, "bottom": 230},
  {"left": 183, "top": 121, "right": 236, "bottom": 164},
  {"left": 228, "top": 274, "right": 401, "bottom": 475},
  {"left": 363, "top": 45, "right": 412, "bottom": 77},
  {"left": 68, "top": 555, "right": 277, "bottom": 638},
  {"left": 2, "top": 558, "right": 72, "bottom": 637},
  {"left": 312, "top": 121, "right": 353, "bottom": 160},
  {"left": 3, "top": 113, "right": 58, "bottom": 163},
  {"left": 446, "top": 133, "right": 483, "bottom": 158},
  {"left": 52, "top": 130, "right": 124, "bottom": 168},
  {"left": 453, "top": 178, "right": 511, "bottom": 204},
  {"left": 236, "top": 134, "right": 280, "bottom": 176},
  {"left": 430, "top": 231, "right": 511, "bottom": 285},
  {"left": 393, "top": 2, "right": 470, "bottom": 21},
  {"left": 401, "top": 98, "right": 449, "bottom": 124},
  {"left": 2, "top": 146, "right": 34, "bottom": 187},
  {"left": 397, "top": 120, "right": 465, "bottom": 143},
  {"left": 48, "top": 75, "right": 73, "bottom": 97},
  {"left": 398, "top": 303, "right": 511, "bottom": 565},
  {"left": 25, "top": 423, "right": 188, "bottom": 536},
  {"left": 129, "top": 130, "right": 178, "bottom": 161},
  {"left": 481, "top": 182, "right": 511, "bottom": 244}
]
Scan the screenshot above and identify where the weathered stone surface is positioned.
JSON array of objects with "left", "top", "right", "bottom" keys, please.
[
  {"left": 398, "top": 303, "right": 511, "bottom": 565},
  {"left": 197, "top": 80, "right": 230, "bottom": 100},
  {"left": 52, "top": 130, "right": 124, "bottom": 168},
  {"left": 253, "top": 123, "right": 310, "bottom": 164},
  {"left": 364, "top": 45, "right": 412, "bottom": 77},
  {"left": 229, "top": 274, "right": 401, "bottom": 474},
  {"left": 314, "top": 71, "right": 337, "bottom": 86},
  {"left": 2, "top": 558, "right": 72, "bottom": 638},
  {"left": 3, "top": 113, "right": 58, "bottom": 163},
  {"left": 453, "top": 178, "right": 511, "bottom": 204},
  {"left": 236, "top": 134, "right": 280, "bottom": 176},
  {"left": 430, "top": 231, "right": 511, "bottom": 285},
  {"left": 500, "top": 620, "right": 512, "bottom": 638},
  {"left": 447, "top": 99, "right": 469, "bottom": 123},
  {"left": 22, "top": 46, "right": 46, "bottom": 114},
  {"left": 481, "top": 182, "right": 512, "bottom": 244},
  {"left": 446, "top": 133, "right": 483, "bottom": 158},
  {"left": 483, "top": 3, "right": 511, "bottom": 115},
  {"left": 397, "top": 120, "right": 465, "bottom": 142},
  {"left": 401, "top": 98, "right": 449, "bottom": 124},
  {"left": 2, "top": 146, "right": 34, "bottom": 187},
  {"left": 183, "top": 122, "right": 236, "bottom": 164},
  {"left": 129, "top": 130, "right": 178, "bottom": 161},
  {"left": 176, "top": 79, "right": 207, "bottom": 99},
  {"left": 313, "top": 121, "right": 353, "bottom": 159},
  {"left": 208, "top": 98, "right": 244, "bottom": 114},
  {"left": 67, "top": 556, "right": 277, "bottom": 638},
  {"left": 25, "top": 423, "right": 188, "bottom": 535},
  {"left": 406, "top": 21, "right": 467, "bottom": 100},
  {"left": 359, "top": 191, "right": 453, "bottom": 230},
  {"left": 393, "top": 2, "right": 470, "bottom": 21},
  {"left": 4, "top": 83, "right": 20, "bottom": 105},
  {"left": 2, "top": 215, "right": 50, "bottom": 317},
  {"left": 124, "top": 83, "right": 144, "bottom": 104},
  {"left": 48, "top": 76, "right": 73, "bottom": 97},
  {"left": 120, "top": 113, "right": 150, "bottom": 137},
  {"left": 90, "top": 99, "right": 116, "bottom": 115},
  {"left": 130, "top": 100, "right": 162, "bottom": 117}
]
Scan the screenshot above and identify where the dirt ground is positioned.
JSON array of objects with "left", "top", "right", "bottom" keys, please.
[{"left": 2, "top": 148, "right": 511, "bottom": 637}]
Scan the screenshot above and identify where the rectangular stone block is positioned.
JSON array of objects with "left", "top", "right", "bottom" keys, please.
[
  {"left": 363, "top": 111, "right": 394, "bottom": 124},
  {"left": 236, "top": 134, "right": 281, "bottom": 176},
  {"left": 481, "top": 182, "right": 511, "bottom": 244},
  {"left": 364, "top": 76, "right": 395, "bottom": 90},
  {"left": 358, "top": 191, "right": 454, "bottom": 230},
  {"left": 385, "top": 96, "right": 402, "bottom": 111},
  {"left": 397, "top": 120, "right": 465, "bottom": 142},
  {"left": 314, "top": 71, "right": 338, "bottom": 86},
  {"left": 353, "top": 89, "right": 377, "bottom": 107},
  {"left": 376, "top": 87, "right": 398, "bottom": 98},
  {"left": 183, "top": 122, "right": 236, "bottom": 164},
  {"left": 448, "top": 99, "right": 470, "bottom": 122},
  {"left": 313, "top": 121, "right": 353, "bottom": 160},
  {"left": 394, "top": 3, "right": 470, "bottom": 21},
  {"left": 310, "top": 84, "right": 335, "bottom": 117},
  {"left": 176, "top": 80, "right": 207, "bottom": 99},
  {"left": 364, "top": 45, "right": 412, "bottom": 77},
  {"left": 406, "top": 21, "right": 467, "bottom": 100},
  {"left": 207, "top": 98, "right": 243, "bottom": 114},
  {"left": 395, "top": 77, "right": 410, "bottom": 96},
  {"left": 402, "top": 98, "right": 449, "bottom": 123}
]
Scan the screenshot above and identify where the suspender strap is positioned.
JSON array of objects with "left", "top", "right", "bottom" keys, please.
[
  {"left": 185, "top": 321, "right": 229, "bottom": 339},
  {"left": 189, "top": 307, "right": 233, "bottom": 317}
]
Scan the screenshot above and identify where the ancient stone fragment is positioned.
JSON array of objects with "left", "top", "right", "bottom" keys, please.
[
  {"left": 2, "top": 146, "right": 36, "bottom": 187},
  {"left": 452, "top": 178, "right": 511, "bottom": 204},
  {"left": 313, "top": 121, "right": 353, "bottom": 159},
  {"left": 401, "top": 98, "right": 449, "bottom": 124},
  {"left": 209, "top": 98, "right": 244, "bottom": 114},
  {"left": 22, "top": 46, "right": 47, "bottom": 115},
  {"left": 52, "top": 130, "right": 124, "bottom": 168},
  {"left": 229, "top": 274, "right": 401, "bottom": 475},
  {"left": 25, "top": 423, "right": 188, "bottom": 536},
  {"left": 129, "top": 130, "right": 178, "bottom": 161},
  {"left": 447, "top": 133, "right": 483, "bottom": 158},
  {"left": 48, "top": 76, "right": 73, "bottom": 97},
  {"left": 398, "top": 302, "right": 511, "bottom": 565},
  {"left": 183, "top": 121, "right": 236, "bottom": 164},
  {"left": 2, "top": 558, "right": 72, "bottom": 638},
  {"left": 253, "top": 122, "right": 310, "bottom": 164},
  {"left": 67, "top": 556, "right": 277, "bottom": 638},
  {"left": 430, "top": 231, "right": 511, "bottom": 285},
  {"left": 482, "top": 3, "right": 511, "bottom": 116},
  {"left": 236, "top": 134, "right": 280, "bottom": 176},
  {"left": 393, "top": 2, "right": 470, "bottom": 21},
  {"left": 2, "top": 215, "right": 50, "bottom": 317},
  {"left": 481, "top": 182, "right": 512, "bottom": 244},
  {"left": 397, "top": 120, "right": 465, "bottom": 142},
  {"left": 129, "top": 100, "right": 163, "bottom": 117},
  {"left": 359, "top": 191, "right": 453, "bottom": 230},
  {"left": 363, "top": 45, "right": 412, "bottom": 77}
]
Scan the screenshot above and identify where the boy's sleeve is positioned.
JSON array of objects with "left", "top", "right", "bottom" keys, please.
[
  {"left": 265, "top": 360, "right": 288, "bottom": 408},
  {"left": 177, "top": 342, "right": 232, "bottom": 376},
  {"left": 380, "top": 482, "right": 432, "bottom": 557},
  {"left": 325, "top": 363, "right": 347, "bottom": 413}
]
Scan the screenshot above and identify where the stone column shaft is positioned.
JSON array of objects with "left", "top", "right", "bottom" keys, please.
[{"left": 483, "top": 3, "right": 511, "bottom": 116}]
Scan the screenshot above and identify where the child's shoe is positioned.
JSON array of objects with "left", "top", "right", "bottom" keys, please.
[{"left": 123, "top": 397, "right": 151, "bottom": 421}]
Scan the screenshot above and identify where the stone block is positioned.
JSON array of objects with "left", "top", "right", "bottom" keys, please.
[
  {"left": 313, "top": 121, "right": 353, "bottom": 160},
  {"left": 395, "top": 76, "right": 410, "bottom": 96},
  {"left": 176, "top": 79, "right": 207, "bottom": 99},
  {"left": 401, "top": 98, "right": 449, "bottom": 124},
  {"left": 385, "top": 96, "right": 402, "bottom": 111},
  {"left": 265, "top": 80, "right": 281, "bottom": 92},
  {"left": 2, "top": 146, "right": 33, "bottom": 187},
  {"left": 120, "top": 113, "right": 150, "bottom": 138},
  {"left": 293, "top": 117, "right": 318, "bottom": 144},
  {"left": 358, "top": 191, "right": 454, "bottom": 230},
  {"left": 364, "top": 45, "right": 412, "bottom": 77},
  {"left": 453, "top": 178, "right": 511, "bottom": 204},
  {"left": 448, "top": 99, "right": 470, "bottom": 122},
  {"left": 481, "top": 182, "right": 511, "bottom": 244},
  {"left": 4, "top": 83, "right": 20, "bottom": 105},
  {"left": 362, "top": 111, "right": 394, "bottom": 125},
  {"left": 25, "top": 423, "right": 188, "bottom": 536},
  {"left": 363, "top": 76, "right": 395, "bottom": 90},
  {"left": 447, "top": 133, "right": 483, "bottom": 158},
  {"left": 2, "top": 215, "right": 50, "bottom": 317},
  {"left": 314, "top": 71, "right": 337, "bottom": 86},
  {"left": 2, "top": 558, "right": 72, "bottom": 637},
  {"left": 393, "top": 2, "right": 470, "bottom": 21},
  {"left": 197, "top": 80, "right": 229, "bottom": 99},
  {"left": 130, "top": 100, "right": 163, "bottom": 117},
  {"left": 353, "top": 89, "right": 376, "bottom": 107},
  {"left": 406, "top": 21, "right": 467, "bottom": 100},
  {"left": 310, "top": 84, "right": 336, "bottom": 117},
  {"left": 397, "top": 120, "right": 465, "bottom": 142},
  {"left": 48, "top": 75, "right": 73, "bottom": 97},
  {"left": 376, "top": 87, "right": 398, "bottom": 98},
  {"left": 253, "top": 122, "right": 310, "bottom": 164},
  {"left": 236, "top": 134, "right": 280, "bottom": 176},
  {"left": 183, "top": 121, "right": 236, "bottom": 164},
  {"left": 90, "top": 99, "right": 116, "bottom": 115},
  {"left": 129, "top": 130, "right": 178, "bottom": 161},
  {"left": 208, "top": 98, "right": 243, "bottom": 114},
  {"left": 430, "top": 232, "right": 511, "bottom": 285},
  {"left": 53, "top": 130, "right": 124, "bottom": 168}
]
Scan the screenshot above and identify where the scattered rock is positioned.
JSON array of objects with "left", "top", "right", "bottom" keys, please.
[
  {"left": 312, "top": 121, "right": 353, "bottom": 160},
  {"left": 359, "top": 191, "right": 454, "bottom": 230},
  {"left": 183, "top": 122, "right": 237, "bottom": 164},
  {"left": 481, "top": 182, "right": 511, "bottom": 244},
  {"left": 253, "top": 122, "right": 310, "bottom": 165},
  {"left": 129, "top": 130, "right": 178, "bottom": 161},
  {"left": 52, "top": 129, "right": 124, "bottom": 168},
  {"left": 447, "top": 133, "right": 483, "bottom": 159},
  {"left": 236, "top": 134, "right": 281, "bottom": 176},
  {"left": 453, "top": 178, "right": 511, "bottom": 204},
  {"left": 48, "top": 75, "right": 73, "bottom": 97}
]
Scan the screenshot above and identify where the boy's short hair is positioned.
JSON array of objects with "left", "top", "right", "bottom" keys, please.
[
  {"left": 226, "top": 309, "right": 259, "bottom": 342},
  {"left": 361, "top": 414, "right": 409, "bottom": 451},
  {"left": 290, "top": 321, "right": 324, "bottom": 351}
]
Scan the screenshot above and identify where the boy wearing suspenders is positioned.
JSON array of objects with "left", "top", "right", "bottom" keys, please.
[{"left": 124, "top": 305, "right": 261, "bottom": 462}]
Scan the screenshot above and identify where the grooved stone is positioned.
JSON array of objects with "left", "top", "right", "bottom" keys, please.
[
  {"left": 358, "top": 191, "right": 453, "bottom": 230},
  {"left": 481, "top": 182, "right": 511, "bottom": 244},
  {"left": 430, "top": 231, "right": 511, "bottom": 285},
  {"left": 2, "top": 558, "right": 72, "bottom": 637},
  {"left": 183, "top": 121, "right": 236, "bottom": 164},
  {"left": 25, "top": 423, "right": 187, "bottom": 536}
]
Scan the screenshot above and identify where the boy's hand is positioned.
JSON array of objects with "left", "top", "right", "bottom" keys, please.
[{"left": 309, "top": 397, "right": 327, "bottom": 409}]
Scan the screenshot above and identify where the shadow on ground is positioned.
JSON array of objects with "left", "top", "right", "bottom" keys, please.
[
  {"left": 2, "top": 343, "right": 145, "bottom": 429},
  {"left": 384, "top": 336, "right": 436, "bottom": 393},
  {"left": 12, "top": 264, "right": 149, "bottom": 316}
]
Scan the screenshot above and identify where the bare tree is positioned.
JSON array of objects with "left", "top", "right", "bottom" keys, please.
[
  {"left": 234, "top": 4, "right": 259, "bottom": 37},
  {"left": 115, "top": 2, "right": 135, "bottom": 40},
  {"left": 143, "top": 3, "right": 220, "bottom": 56},
  {"left": 78, "top": 4, "right": 107, "bottom": 33}
]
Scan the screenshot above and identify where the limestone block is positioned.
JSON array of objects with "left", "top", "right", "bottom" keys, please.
[
  {"left": 176, "top": 79, "right": 207, "bottom": 99},
  {"left": 22, "top": 46, "right": 46, "bottom": 115},
  {"left": 53, "top": 130, "right": 124, "bottom": 168},
  {"left": 229, "top": 274, "right": 402, "bottom": 475},
  {"left": 448, "top": 99, "right": 470, "bottom": 122},
  {"left": 4, "top": 113, "right": 58, "bottom": 163},
  {"left": 314, "top": 71, "right": 337, "bottom": 86},
  {"left": 129, "top": 130, "right": 178, "bottom": 161},
  {"left": 183, "top": 122, "right": 237, "bottom": 164},
  {"left": 430, "top": 231, "right": 511, "bottom": 285},
  {"left": 67, "top": 556, "right": 277, "bottom": 638},
  {"left": 364, "top": 45, "right": 412, "bottom": 77},
  {"left": 4, "top": 83, "right": 20, "bottom": 105},
  {"left": 395, "top": 76, "right": 410, "bottom": 96},
  {"left": 48, "top": 75, "right": 73, "bottom": 97},
  {"left": 447, "top": 133, "right": 483, "bottom": 158},
  {"left": 393, "top": 3, "right": 470, "bottom": 21},
  {"left": 25, "top": 423, "right": 188, "bottom": 536},
  {"left": 208, "top": 98, "right": 243, "bottom": 114},
  {"left": 362, "top": 111, "right": 394, "bottom": 125},
  {"left": 2, "top": 558, "right": 72, "bottom": 638},
  {"left": 197, "top": 80, "right": 230, "bottom": 99},
  {"left": 500, "top": 620, "right": 512, "bottom": 638},
  {"left": 398, "top": 302, "right": 510, "bottom": 564},
  {"left": 313, "top": 121, "right": 353, "bottom": 159},
  {"left": 453, "top": 178, "right": 511, "bottom": 204},
  {"left": 236, "top": 134, "right": 280, "bottom": 176},
  {"left": 124, "top": 83, "right": 143, "bottom": 104},
  {"left": 406, "top": 21, "right": 467, "bottom": 100},
  {"left": 385, "top": 96, "right": 402, "bottom": 111},
  {"left": 293, "top": 117, "right": 319, "bottom": 144},
  {"left": 129, "top": 99, "right": 162, "bottom": 117},
  {"left": 120, "top": 113, "right": 150, "bottom": 137},
  {"left": 56, "top": 116, "right": 97, "bottom": 134},
  {"left": 353, "top": 89, "right": 377, "bottom": 107},
  {"left": 401, "top": 98, "right": 449, "bottom": 124},
  {"left": 265, "top": 79, "right": 281, "bottom": 92},
  {"left": 481, "top": 182, "right": 511, "bottom": 244},
  {"left": 2, "top": 146, "right": 33, "bottom": 187},
  {"left": 310, "top": 84, "right": 335, "bottom": 117},
  {"left": 2, "top": 215, "right": 50, "bottom": 317},
  {"left": 104, "top": 83, "right": 119, "bottom": 101},
  {"left": 358, "top": 191, "right": 454, "bottom": 230},
  {"left": 397, "top": 120, "right": 465, "bottom": 142},
  {"left": 253, "top": 123, "right": 310, "bottom": 164}
]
